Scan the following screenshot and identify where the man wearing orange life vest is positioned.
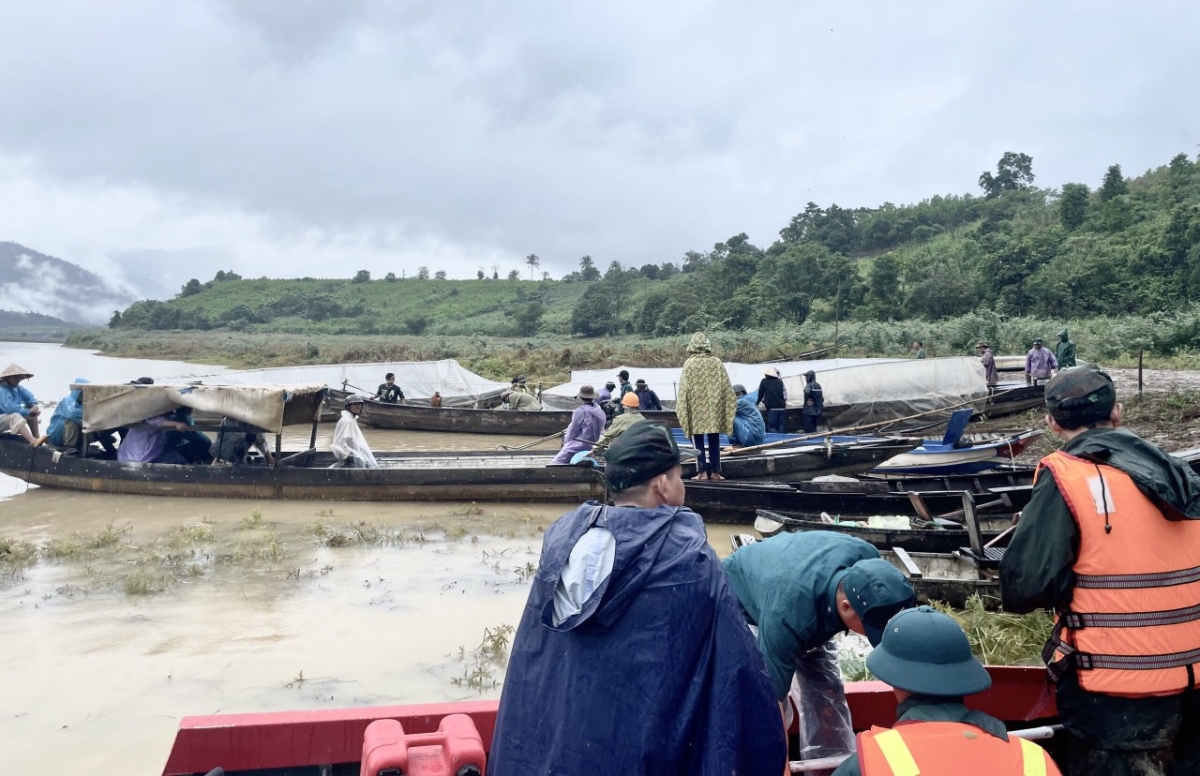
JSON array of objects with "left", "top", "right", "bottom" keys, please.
[
  {"left": 831, "top": 606, "right": 1061, "bottom": 776},
  {"left": 1001, "top": 365, "right": 1200, "bottom": 775}
]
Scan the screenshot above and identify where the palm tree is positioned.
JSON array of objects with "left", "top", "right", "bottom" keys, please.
[{"left": 526, "top": 253, "right": 540, "bottom": 280}]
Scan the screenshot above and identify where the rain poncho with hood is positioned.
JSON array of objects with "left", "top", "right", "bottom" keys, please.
[
  {"left": 1056, "top": 328, "right": 1077, "bottom": 368},
  {"left": 330, "top": 410, "right": 379, "bottom": 468},
  {"left": 487, "top": 502, "right": 785, "bottom": 776},
  {"left": 731, "top": 394, "right": 767, "bottom": 447},
  {"left": 47, "top": 378, "right": 87, "bottom": 446},
  {"left": 675, "top": 333, "right": 735, "bottom": 437}
]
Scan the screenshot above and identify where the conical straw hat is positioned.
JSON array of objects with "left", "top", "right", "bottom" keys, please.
[{"left": 0, "top": 363, "right": 34, "bottom": 380}]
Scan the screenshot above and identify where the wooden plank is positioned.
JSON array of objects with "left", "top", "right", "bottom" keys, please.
[{"left": 892, "top": 546, "right": 923, "bottom": 578}]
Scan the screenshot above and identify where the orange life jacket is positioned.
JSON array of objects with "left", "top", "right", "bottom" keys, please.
[
  {"left": 1038, "top": 451, "right": 1200, "bottom": 697},
  {"left": 858, "top": 722, "right": 1060, "bottom": 776}
]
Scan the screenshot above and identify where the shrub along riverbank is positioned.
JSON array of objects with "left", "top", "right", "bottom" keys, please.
[{"left": 66, "top": 310, "right": 1200, "bottom": 384}]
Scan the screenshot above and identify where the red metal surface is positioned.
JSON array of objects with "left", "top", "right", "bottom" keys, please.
[{"left": 162, "top": 668, "right": 1055, "bottom": 775}]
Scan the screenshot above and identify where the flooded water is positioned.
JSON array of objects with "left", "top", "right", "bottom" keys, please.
[{"left": 0, "top": 342, "right": 740, "bottom": 774}]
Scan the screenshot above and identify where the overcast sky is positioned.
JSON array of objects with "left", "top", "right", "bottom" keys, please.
[{"left": 2, "top": 1, "right": 1198, "bottom": 296}]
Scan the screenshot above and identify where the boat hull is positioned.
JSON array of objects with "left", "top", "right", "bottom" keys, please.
[
  {"left": 160, "top": 666, "right": 1057, "bottom": 776},
  {"left": 754, "top": 508, "right": 1014, "bottom": 553},
  {"left": 359, "top": 400, "right": 682, "bottom": 435}
]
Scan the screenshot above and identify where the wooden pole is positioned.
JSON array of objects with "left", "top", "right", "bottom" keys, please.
[
  {"left": 1138, "top": 348, "right": 1144, "bottom": 398},
  {"left": 833, "top": 282, "right": 841, "bottom": 356}
]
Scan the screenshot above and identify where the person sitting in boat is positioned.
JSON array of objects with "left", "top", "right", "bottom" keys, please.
[
  {"left": 429, "top": 391, "right": 443, "bottom": 408},
  {"left": 723, "top": 531, "right": 914, "bottom": 760},
  {"left": 164, "top": 407, "right": 213, "bottom": 464},
  {"left": 0, "top": 363, "right": 46, "bottom": 446},
  {"left": 730, "top": 383, "right": 766, "bottom": 448},
  {"left": 374, "top": 373, "right": 405, "bottom": 404},
  {"left": 210, "top": 418, "right": 275, "bottom": 466},
  {"left": 830, "top": 606, "right": 1060, "bottom": 776},
  {"left": 489, "top": 422, "right": 786, "bottom": 776},
  {"left": 633, "top": 378, "right": 663, "bottom": 411},
  {"left": 46, "top": 378, "right": 85, "bottom": 450},
  {"left": 597, "top": 380, "right": 615, "bottom": 403},
  {"left": 331, "top": 395, "right": 378, "bottom": 468},
  {"left": 551, "top": 385, "right": 606, "bottom": 465},
  {"left": 117, "top": 411, "right": 193, "bottom": 464},
  {"left": 588, "top": 392, "right": 644, "bottom": 457},
  {"left": 501, "top": 384, "right": 542, "bottom": 411}
]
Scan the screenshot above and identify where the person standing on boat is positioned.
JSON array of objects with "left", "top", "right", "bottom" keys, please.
[
  {"left": 722, "top": 531, "right": 915, "bottom": 762},
  {"left": 1024, "top": 338, "right": 1058, "bottom": 385},
  {"left": 613, "top": 370, "right": 635, "bottom": 414},
  {"left": 489, "top": 422, "right": 786, "bottom": 776},
  {"left": 756, "top": 366, "right": 788, "bottom": 434},
  {"left": 0, "top": 363, "right": 45, "bottom": 444},
  {"left": 331, "top": 396, "right": 378, "bottom": 468},
  {"left": 589, "top": 392, "right": 645, "bottom": 456},
  {"left": 802, "top": 369, "right": 824, "bottom": 433},
  {"left": 1000, "top": 366, "right": 1200, "bottom": 775},
  {"left": 975, "top": 342, "right": 999, "bottom": 386},
  {"left": 914, "top": 341, "right": 927, "bottom": 359},
  {"left": 374, "top": 373, "right": 405, "bottom": 404},
  {"left": 676, "top": 332, "right": 735, "bottom": 480},
  {"left": 551, "top": 385, "right": 606, "bottom": 464},
  {"left": 730, "top": 384, "right": 767, "bottom": 448},
  {"left": 830, "top": 606, "right": 1061, "bottom": 776},
  {"left": 1055, "top": 329, "right": 1077, "bottom": 368},
  {"left": 633, "top": 378, "right": 663, "bottom": 411}
]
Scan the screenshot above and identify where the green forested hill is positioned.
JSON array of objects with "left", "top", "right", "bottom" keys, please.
[{"left": 109, "top": 150, "right": 1200, "bottom": 349}]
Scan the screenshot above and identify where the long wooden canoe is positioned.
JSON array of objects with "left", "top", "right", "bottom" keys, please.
[
  {"left": 358, "top": 399, "right": 682, "bottom": 435},
  {"left": 160, "top": 666, "right": 1061, "bottom": 775},
  {"left": 753, "top": 508, "right": 1014, "bottom": 553},
  {"left": 685, "top": 471, "right": 1034, "bottom": 524},
  {"left": 0, "top": 435, "right": 915, "bottom": 501}
]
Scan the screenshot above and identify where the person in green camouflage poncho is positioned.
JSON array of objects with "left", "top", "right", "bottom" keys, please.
[{"left": 676, "top": 332, "right": 736, "bottom": 480}]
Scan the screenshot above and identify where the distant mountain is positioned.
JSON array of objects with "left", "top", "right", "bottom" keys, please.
[
  {"left": 0, "top": 242, "right": 136, "bottom": 325},
  {"left": 0, "top": 309, "right": 84, "bottom": 329}
]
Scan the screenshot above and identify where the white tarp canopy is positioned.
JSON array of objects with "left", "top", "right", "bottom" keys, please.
[
  {"left": 539, "top": 358, "right": 901, "bottom": 410},
  {"left": 79, "top": 383, "right": 328, "bottom": 434},
  {"left": 167, "top": 360, "right": 509, "bottom": 408},
  {"left": 782, "top": 356, "right": 989, "bottom": 428}
]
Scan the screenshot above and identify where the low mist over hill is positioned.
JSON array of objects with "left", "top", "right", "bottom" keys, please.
[{"left": 0, "top": 242, "right": 136, "bottom": 325}]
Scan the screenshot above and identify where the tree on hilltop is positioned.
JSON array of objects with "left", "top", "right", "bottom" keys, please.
[
  {"left": 979, "top": 152, "right": 1035, "bottom": 198},
  {"left": 526, "top": 253, "right": 540, "bottom": 279}
]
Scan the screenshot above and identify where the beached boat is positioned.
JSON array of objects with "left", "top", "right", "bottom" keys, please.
[
  {"left": 974, "top": 381, "right": 1046, "bottom": 420},
  {"left": 871, "top": 428, "right": 1043, "bottom": 475},
  {"left": 159, "top": 666, "right": 1061, "bottom": 775},
  {"left": 732, "top": 533, "right": 1002, "bottom": 609},
  {"left": 684, "top": 472, "right": 1034, "bottom": 524},
  {"left": 358, "top": 398, "right": 683, "bottom": 435},
  {"left": 753, "top": 508, "right": 1015, "bottom": 553}
]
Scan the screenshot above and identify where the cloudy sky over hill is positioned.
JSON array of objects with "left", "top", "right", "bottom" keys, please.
[{"left": 1, "top": 1, "right": 1197, "bottom": 295}]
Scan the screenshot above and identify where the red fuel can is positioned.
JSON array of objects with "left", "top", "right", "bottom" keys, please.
[{"left": 361, "top": 714, "right": 486, "bottom": 776}]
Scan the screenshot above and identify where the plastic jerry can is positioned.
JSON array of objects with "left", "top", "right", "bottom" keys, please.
[{"left": 361, "top": 714, "right": 486, "bottom": 776}]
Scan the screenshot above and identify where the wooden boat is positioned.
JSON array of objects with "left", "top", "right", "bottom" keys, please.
[
  {"left": 871, "top": 429, "right": 1043, "bottom": 475},
  {"left": 732, "top": 533, "right": 1002, "bottom": 610},
  {"left": 160, "top": 666, "right": 1061, "bottom": 775},
  {"left": 753, "top": 508, "right": 1015, "bottom": 553},
  {"left": 685, "top": 470, "right": 1034, "bottom": 524},
  {"left": 358, "top": 398, "right": 682, "bottom": 435},
  {"left": 0, "top": 432, "right": 915, "bottom": 501},
  {"left": 974, "top": 382, "right": 1046, "bottom": 420}
]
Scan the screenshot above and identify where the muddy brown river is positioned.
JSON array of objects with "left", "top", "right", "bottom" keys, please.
[{"left": 0, "top": 342, "right": 746, "bottom": 774}]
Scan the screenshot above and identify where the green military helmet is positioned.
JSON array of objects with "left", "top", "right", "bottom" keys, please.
[{"left": 865, "top": 605, "right": 991, "bottom": 697}]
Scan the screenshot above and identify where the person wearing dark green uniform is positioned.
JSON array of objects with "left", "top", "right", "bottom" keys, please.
[
  {"left": 1000, "top": 366, "right": 1200, "bottom": 775},
  {"left": 832, "top": 606, "right": 1060, "bottom": 776},
  {"left": 1055, "top": 329, "right": 1076, "bottom": 368},
  {"left": 722, "top": 531, "right": 914, "bottom": 761}
]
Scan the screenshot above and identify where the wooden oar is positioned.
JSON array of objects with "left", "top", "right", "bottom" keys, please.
[{"left": 496, "top": 430, "right": 565, "bottom": 451}]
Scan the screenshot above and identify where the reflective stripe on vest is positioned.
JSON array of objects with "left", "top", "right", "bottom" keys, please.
[
  {"left": 858, "top": 722, "right": 1059, "bottom": 775},
  {"left": 1038, "top": 451, "right": 1200, "bottom": 696}
]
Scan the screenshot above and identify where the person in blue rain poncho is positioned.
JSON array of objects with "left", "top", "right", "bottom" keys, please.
[
  {"left": 730, "top": 383, "right": 767, "bottom": 448},
  {"left": 488, "top": 421, "right": 786, "bottom": 776}
]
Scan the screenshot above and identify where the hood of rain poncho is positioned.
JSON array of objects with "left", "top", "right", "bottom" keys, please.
[
  {"left": 1059, "top": 328, "right": 1069, "bottom": 340},
  {"left": 687, "top": 331, "right": 713, "bottom": 354},
  {"left": 805, "top": 370, "right": 817, "bottom": 382},
  {"left": 47, "top": 378, "right": 88, "bottom": 444},
  {"left": 330, "top": 409, "right": 379, "bottom": 468},
  {"left": 488, "top": 501, "right": 786, "bottom": 776}
]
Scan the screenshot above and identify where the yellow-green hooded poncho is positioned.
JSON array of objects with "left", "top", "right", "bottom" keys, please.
[{"left": 675, "top": 332, "right": 736, "bottom": 436}]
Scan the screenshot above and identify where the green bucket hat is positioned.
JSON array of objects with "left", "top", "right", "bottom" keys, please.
[
  {"left": 866, "top": 605, "right": 992, "bottom": 697},
  {"left": 1045, "top": 364, "right": 1116, "bottom": 428},
  {"left": 842, "top": 559, "right": 915, "bottom": 647}
]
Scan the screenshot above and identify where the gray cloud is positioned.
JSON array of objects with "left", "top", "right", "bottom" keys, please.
[{"left": 0, "top": 1, "right": 1197, "bottom": 296}]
